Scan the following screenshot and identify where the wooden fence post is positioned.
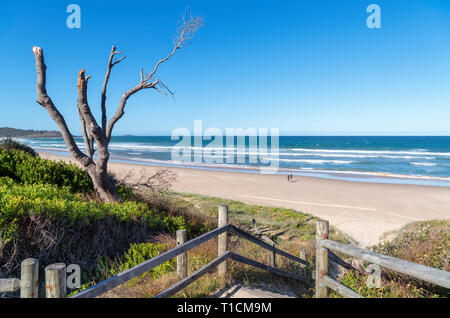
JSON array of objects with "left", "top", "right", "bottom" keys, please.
[
  {"left": 270, "top": 243, "right": 276, "bottom": 268},
  {"left": 300, "top": 248, "right": 307, "bottom": 277},
  {"left": 315, "top": 220, "right": 329, "bottom": 298},
  {"left": 20, "top": 258, "right": 39, "bottom": 298},
  {"left": 218, "top": 204, "right": 229, "bottom": 278},
  {"left": 45, "top": 263, "right": 66, "bottom": 298},
  {"left": 177, "top": 230, "right": 188, "bottom": 280},
  {"left": 300, "top": 248, "right": 306, "bottom": 261}
]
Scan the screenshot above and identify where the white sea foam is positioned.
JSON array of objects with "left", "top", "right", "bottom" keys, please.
[
  {"left": 27, "top": 139, "right": 449, "bottom": 158},
  {"left": 262, "top": 158, "right": 355, "bottom": 164},
  {"left": 410, "top": 162, "right": 437, "bottom": 167},
  {"left": 291, "top": 148, "right": 450, "bottom": 156},
  {"left": 109, "top": 145, "right": 438, "bottom": 160},
  {"left": 272, "top": 153, "right": 435, "bottom": 160}
]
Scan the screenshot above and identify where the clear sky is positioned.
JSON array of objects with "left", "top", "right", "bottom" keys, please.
[{"left": 0, "top": 0, "right": 449, "bottom": 136}]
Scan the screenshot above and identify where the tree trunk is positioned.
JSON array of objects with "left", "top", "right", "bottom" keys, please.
[
  {"left": 87, "top": 166, "right": 118, "bottom": 203},
  {"left": 33, "top": 16, "right": 203, "bottom": 203}
]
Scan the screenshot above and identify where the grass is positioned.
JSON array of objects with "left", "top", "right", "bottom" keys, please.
[
  {"left": 97, "top": 190, "right": 353, "bottom": 298},
  {"left": 134, "top": 192, "right": 448, "bottom": 299},
  {"left": 165, "top": 192, "right": 352, "bottom": 244},
  {"left": 0, "top": 176, "right": 190, "bottom": 297},
  {"left": 330, "top": 220, "right": 449, "bottom": 298}
]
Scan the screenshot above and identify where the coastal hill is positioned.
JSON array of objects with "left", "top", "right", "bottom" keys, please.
[{"left": 0, "top": 127, "right": 61, "bottom": 138}]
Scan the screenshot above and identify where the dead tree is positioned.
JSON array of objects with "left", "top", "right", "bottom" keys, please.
[{"left": 32, "top": 14, "right": 203, "bottom": 202}]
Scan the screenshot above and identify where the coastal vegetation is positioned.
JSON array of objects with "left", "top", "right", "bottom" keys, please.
[
  {"left": 0, "top": 142, "right": 447, "bottom": 298},
  {"left": 98, "top": 192, "right": 449, "bottom": 298},
  {"left": 0, "top": 144, "right": 189, "bottom": 297},
  {"left": 333, "top": 220, "right": 449, "bottom": 298},
  {"left": 0, "top": 145, "right": 92, "bottom": 193},
  {"left": 0, "top": 142, "right": 319, "bottom": 297},
  {"left": 1, "top": 138, "right": 37, "bottom": 156}
]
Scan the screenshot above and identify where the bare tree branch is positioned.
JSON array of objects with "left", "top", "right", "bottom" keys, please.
[
  {"left": 78, "top": 107, "right": 94, "bottom": 159},
  {"left": 105, "top": 14, "right": 203, "bottom": 142},
  {"left": 144, "top": 13, "right": 203, "bottom": 82},
  {"left": 101, "top": 46, "right": 127, "bottom": 134},
  {"left": 114, "top": 168, "right": 177, "bottom": 196},
  {"left": 32, "top": 47, "right": 93, "bottom": 168},
  {"left": 105, "top": 80, "right": 157, "bottom": 142},
  {"left": 77, "top": 69, "right": 103, "bottom": 142}
]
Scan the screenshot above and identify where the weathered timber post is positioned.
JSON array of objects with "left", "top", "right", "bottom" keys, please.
[
  {"left": 0, "top": 278, "right": 20, "bottom": 293},
  {"left": 300, "top": 248, "right": 306, "bottom": 261},
  {"left": 315, "top": 220, "right": 329, "bottom": 298},
  {"left": 177, "top": 230, "right": 188, "bottom": 280},
  {"left": 270, "top": 243, "right": 276, "bottom": 268},
  {"left": 45, "top": 263, "right": 66, "bottom": 298},
  {"left": 300, "top": 248, "right": 307, "bottom": 278},
  {"left": 218, "top": 204, "right": 229, "bottom": 278},
  {"left": 20, "top": 258, "right": 39, "bottom": 298}
]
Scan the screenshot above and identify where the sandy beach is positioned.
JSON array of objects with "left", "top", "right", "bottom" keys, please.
[{"left": 39, "top": 152, "right": 450, "bottom": 247}]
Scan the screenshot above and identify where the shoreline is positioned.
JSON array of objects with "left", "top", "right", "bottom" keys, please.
[
  {"left": 34, "top": 148, "right": 450, "bottom": 188},
  {"left": 38, "top": 151, "right": 450, "bottom": 248}
]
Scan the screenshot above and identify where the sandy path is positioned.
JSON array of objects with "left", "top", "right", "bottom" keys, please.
[{"left": 39, "top": 152, "right": 450, "bottom": 247}]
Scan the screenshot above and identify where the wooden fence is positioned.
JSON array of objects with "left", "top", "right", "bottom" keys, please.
[
  {"left": 4, "top": 210, "right": 447, "bottom": 298},
  {"left": 0, "top": 204, "right": 309, "bottom": 298},
  {"left": 72, "top": 204, "right": 309, "bottom": 298},
  {"left": 314, "top": 219, "right": 450, "bottom": 298},
  {"left": 0, "top": 259, "right": 69, "bottom": 298}
]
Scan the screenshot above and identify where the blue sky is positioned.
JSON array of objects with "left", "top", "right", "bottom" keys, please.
[{"left": 0, "top": 0, "right": 449, "bottom": 136}]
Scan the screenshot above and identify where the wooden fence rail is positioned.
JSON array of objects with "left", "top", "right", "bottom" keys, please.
[
  {"left": 155, "top": 252, "right": 231, "bottom": 298},
  {"left": 315, "top": 219, "right": 450, "bottom": 298},
  {"left": 69, "top": 204, "right": 309, "bottom": 298},
  {"left": 72, "top": 224, "right": 230, "bottom": 298},
  {"left": 229, "top": 225, "right": 309, "bottom": 266},
  {"left": 2, "top": 204, "right": 312, "bottom": 299},
  {"left": 5, "top": 211, "right": 447, "bottom": 299}
]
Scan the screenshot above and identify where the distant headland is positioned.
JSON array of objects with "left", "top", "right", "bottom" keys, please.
[{"left": 0, "top": 127, "right": 62, "bottom": 138}]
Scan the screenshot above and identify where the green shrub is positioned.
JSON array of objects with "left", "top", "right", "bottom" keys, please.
[
  {"left": 117, "top": 184, "right": 134, "bottom": 201},
  {"left": 0, "top": 148, "right": 93, "bottom": 193},
  {"left": 334, "top": 220, "right": 449, "bottom": 298},
  {"left": 110, "top": 242, "right": 175, "bottom": 279},
  {"left": 0, "top": 177, "right": 189, "bottom": 254},
  {"left": 0, "top": 138, "right": 37, "bottom": 157}
]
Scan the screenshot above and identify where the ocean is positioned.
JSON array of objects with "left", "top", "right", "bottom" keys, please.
[{"left": 19, "top": 136, "right": 450, "bottom": 187}]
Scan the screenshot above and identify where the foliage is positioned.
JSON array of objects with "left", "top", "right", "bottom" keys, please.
[
  {"left": 372, "top": 220, "right": 449, "bottom": 271},
  {"left": 117, "top": 184, "right": 134, "bottom": 201},
  {"left": 333, "top": 220, "right": 449, "bottom": 298},
  {"left": 0, "top": 148, "right": 93, "bottom": 193},
  {"left": 0, "top": 138, "right": 37, "bottom": 156},
  {"left": 110, "top": 243, "right": 175, "bottom": 279},
  {"left": 0, "top": 177, "right": 190, "bottom": 284},
  {"left": 0, "top": 177, "right": 188, "bottom": 245}
]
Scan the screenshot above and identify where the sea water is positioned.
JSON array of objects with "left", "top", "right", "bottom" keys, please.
[{"left": 19, "top": 136, "right": 450, "bottom": 187}]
